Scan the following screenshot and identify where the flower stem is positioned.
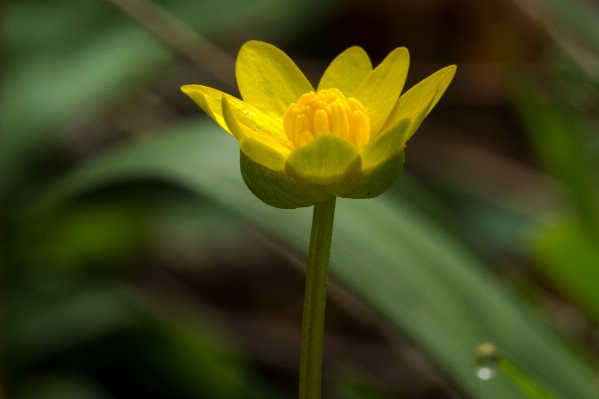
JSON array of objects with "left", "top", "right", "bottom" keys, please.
[{"left": 299, "top": 195, "right": 337, "bottom": 399}]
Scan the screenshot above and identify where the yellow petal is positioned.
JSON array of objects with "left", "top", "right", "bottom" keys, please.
[
  {"left": 352, "top": 47, "right": 410, "bottom": 139},
  {"left": 182, "top": 84, "right": 287, "bottom": 146},
  {"left": 360, "top": 118, "right": 410, "bottom": 170},
  {"left": 317, "top": 46, "right": 372, "bottom": 96},
  {"left": 238, "top": 136, "right": 287, "bottom": 173},
  {"left": 400, "top": 87, "right": 437, "bottom": 144},
  {"left": 236, "top": 41, "right": 313, "bottom": 120},
  {"left": 285, "top": 133, "right": 361, "bottom": 185},
  {"left": 181, "top": 85, "right": 231, "bottom": 134},
  {"left": 422, "top": 65, "right": 456, "bottom": 117},
  {"left": 222, "top": 96, "right": 293, "bottom": 153},
  {"left": 382, "top": 65, "right": 456, "bottom": 144}
]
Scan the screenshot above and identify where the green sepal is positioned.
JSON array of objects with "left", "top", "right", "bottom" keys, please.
[
  {"left": 240, "top": 151, "right": 330, "bottom": 209},
  {"left": 331, "top": 150, "right": 405, "bottom": 199},
  {"left": 285, "top": 133, "right": 361, "bottom": 185}
]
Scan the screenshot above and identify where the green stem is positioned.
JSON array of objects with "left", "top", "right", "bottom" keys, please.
[{"left": 299, "top": 196, "right": 337, "bottom": 399}]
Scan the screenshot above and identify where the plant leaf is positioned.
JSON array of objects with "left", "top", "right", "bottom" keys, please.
[{"left": 41, "top": 120, "right": 597, "bottom": 399}]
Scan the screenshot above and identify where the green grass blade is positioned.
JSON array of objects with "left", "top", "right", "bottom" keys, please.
[{"left": 40, "top": 120, "right": 598, "bottom": 399}]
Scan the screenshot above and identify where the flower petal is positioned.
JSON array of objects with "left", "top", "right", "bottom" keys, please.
[
  {"left": 382, "top": 65, "right": 456, "bottom": 143},
  {"left": 181, "top": 85, "right": 231, "bottom": 134},
  {"left": 285, "top": 133, "right": 361, "bottom": 185},
  {"left": 422, "top": 65, "right": 456, "bottom": 117},
  {"left": 240, "top": 152, "right": 330, "bottom": 209},
  {"left": 366, "top": 86, "right": 435, "bottom": 163},
  {"left": 333, "top": 151, "right": 405, "bottom": 199},
  {"left": 360, "top": 118, "right": 410, "bottom": 170},
  {"left": 182, "top": 84, "right": 288, "bottom": 147},
  {"left": 236, "top": 41, "right": 313, "bottom": 120},
  {"left": 400, "top": 88, "right": 437, "bottom": 144},
  {"left": 239, "top": 136, "right": 287, "bottom": 173},
  {"left": 222, "top": 96, "right": 293, "bottom": 153},
  {"left": 317, "top": 46, "right": 372, "bottom": 96},
  {"left": 352, "top": 47, "right": 410, "bottom": 138}
]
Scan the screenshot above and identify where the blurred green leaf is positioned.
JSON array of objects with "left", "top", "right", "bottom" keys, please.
[
  {"left": 333, "top": 367, "right": 393, "bottom": 399},
  {"left": 15, "top": 374, "right": 112, "bottom": 399},
  {"left": 533, "top": 220, "right": 599, "bottom": 321},
  {"left": 511, "top": 68, "right": 599, "bottom": 322},
  {"left": 23, "top": 201, "right": 148, "bottom": 270},
  {"left": 3, "top": 0, "right": 168, "bottom": 194},
  {"left": 5, "top": 273, "right": 283, "bottom": 399},
  {"left": 162, "top": 0, "right": 342, "bottom": 41},
  {"left": 407, "top": 181, "right": 536, "bottom": 258},
  {"left": 537, "top": 0, "right": 599, "bottom": 58},
  {"left": 126, "top": 321, "right": 280, "bottom": 399},
  {"left": 1, "top": 0, "right": 340, "bottom": 196},
  {"left": 40, "top": 120, "right": 598, "bottom": 399},
  {"left": 498, "top": 358, "right": 560, "bottom": 399},
  {"left": 511, "top": 73, "right": 599, "bottom": 240},
  {"left": 5, "top": 279, "right": 140, "bottom": 365}
]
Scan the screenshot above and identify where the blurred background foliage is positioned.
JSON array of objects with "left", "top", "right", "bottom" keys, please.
[{"left": 3, "top": 0, "right": 599, "bottom": 398}]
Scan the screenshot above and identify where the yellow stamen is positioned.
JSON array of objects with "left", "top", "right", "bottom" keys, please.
[
  {"left": 299, "top": 131, "right": 313, "bottom": 147},
  {"left": 283, "top": 88, "right": 370, "bottom": 150},
  {"left": 313, "top": 109, "right": 330, "bottom": 133}
]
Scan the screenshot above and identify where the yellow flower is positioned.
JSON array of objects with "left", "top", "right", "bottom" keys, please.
[{"left": 181, "top": 41, "right": 456, "bottom": 208}]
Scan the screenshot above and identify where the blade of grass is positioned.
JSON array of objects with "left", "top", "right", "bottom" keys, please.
[{"left": 38, "top": 120, "right": 598, "bottom": 399}]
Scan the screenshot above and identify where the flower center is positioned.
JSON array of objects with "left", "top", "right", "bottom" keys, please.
[{"left": 282, "top": 88, "right": 370, "bottom": 150}]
